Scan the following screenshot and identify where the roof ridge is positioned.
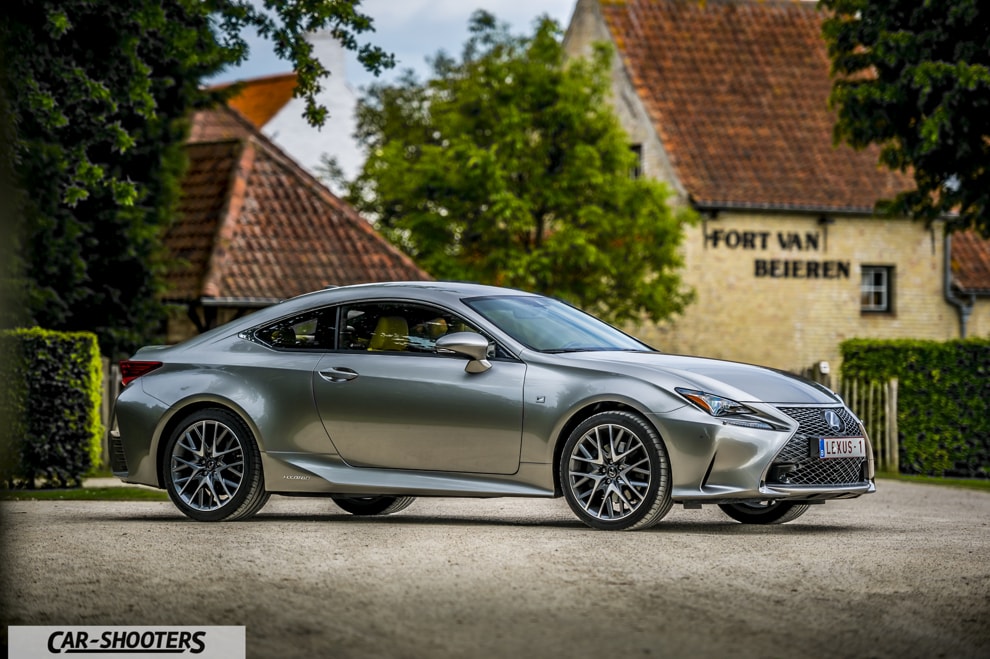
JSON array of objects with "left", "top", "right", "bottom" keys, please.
[
  {"left": 198, "top": 103, "right": 266, "bottom": 138},
  {"left": 233, "top": 127, "right": 428, "bottom": 275},
  {"left": 179, "top": 96, "right": 430, "bottom": 303}
]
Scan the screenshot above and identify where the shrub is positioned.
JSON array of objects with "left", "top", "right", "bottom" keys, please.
[
  {"left": 0, "top": 328, "right": 103, "bottom": 488},
  {"left": 841, "top": 338, "right": 990, "bottom": 478}
]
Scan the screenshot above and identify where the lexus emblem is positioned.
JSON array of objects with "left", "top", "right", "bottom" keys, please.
[{"left": 823, "top": 410, "right": 844, "bottom": 433}]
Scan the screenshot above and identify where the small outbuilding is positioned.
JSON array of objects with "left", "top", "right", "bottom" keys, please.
[{"left": 164, "top": 105, "right": 430, "bottom": 343}]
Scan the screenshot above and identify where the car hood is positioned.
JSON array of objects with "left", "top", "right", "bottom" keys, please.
[{"left": 560, "top": 351, "right": 839, "bottom": 405}]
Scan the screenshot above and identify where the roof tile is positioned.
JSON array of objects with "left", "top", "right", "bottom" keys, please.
[
  {"left": 594, "top": 0, "right": 990, "bottom": 294},
  {"left": 952, "top": 230, "right": 990, "bottom": 295},
  {"left": 165, "top": 107, "right": 430, "bottom": 304},
  {"left": 166, "top": 139, "right": 242, "bottom": 301},
  {"left": 599, "top": 0, "right": 910, "bottom": 212},
  {"left": 187, "top": 107, "right": 255, "bottom": 143}
]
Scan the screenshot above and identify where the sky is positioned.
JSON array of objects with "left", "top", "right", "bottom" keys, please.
[{"left": 209, "top": 0, "right": 578, "bottom": 90}]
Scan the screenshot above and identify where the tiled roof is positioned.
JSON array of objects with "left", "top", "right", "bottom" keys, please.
[
  {"left": 187, "top": 106, "right": 255, "bottom": 143},
  {"left": 597, "top": 0, "right": 910, "bottom": 212},
  {"left": 167, "top": 139, "right": 243, "bottom": 301},
  {"left": 165, "top": 107, "right": 430, "bottom": 304},
  {"left": 214, "top": 72, "right": 298, "bottom": 128},
  {"left": 952, "top": 231, "right": 990, "bottom": 295}
]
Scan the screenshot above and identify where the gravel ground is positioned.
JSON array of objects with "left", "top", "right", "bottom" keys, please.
[{"left": 2, "top": 479, "right": 988, "bottom": 658}]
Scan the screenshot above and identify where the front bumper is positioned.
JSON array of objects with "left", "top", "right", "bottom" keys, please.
[{"left": 654, "top": 402, "right": 876, "bottom": 504}]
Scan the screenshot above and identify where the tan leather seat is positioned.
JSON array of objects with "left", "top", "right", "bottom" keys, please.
[
  {"left": 368, "top": 316, "right": 409, "bottom": 351},
  {"left": 423, "top": 318, "right": 448, "bottom": 339}
]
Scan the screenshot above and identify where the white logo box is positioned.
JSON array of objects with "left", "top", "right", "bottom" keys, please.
[{"left": 7, "top": 626, "right": 245, "bottom": 658}]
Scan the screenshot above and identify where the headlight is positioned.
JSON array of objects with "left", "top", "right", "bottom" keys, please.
[
  {"left": 675, "top": 388, "right": 776, "bottom": 430},
  {"left": 676, "top": 389, "right": 747, "bottom": 416}
]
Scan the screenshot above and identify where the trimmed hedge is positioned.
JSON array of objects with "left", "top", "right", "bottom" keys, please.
[
  {"left": 841, "top": 338, "right": 990, "bottom": 478},
  {"left": 0, "top": 328, "right": 103, "bottom": 488}
]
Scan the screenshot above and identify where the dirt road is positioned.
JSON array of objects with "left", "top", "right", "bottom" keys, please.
[{"left": 2, "top": 480, "right": 988, "bottom": 658}]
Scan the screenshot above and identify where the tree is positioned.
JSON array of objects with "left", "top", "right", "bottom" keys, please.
[
  {"left": 348, "top": 11, "right": 695, "bottom": 325},
  {"left": 0, "top": 0, "right": 392, "bottom": 356},
  {"left": 821, "top": 0, "right": 990, "bottom": 237}
]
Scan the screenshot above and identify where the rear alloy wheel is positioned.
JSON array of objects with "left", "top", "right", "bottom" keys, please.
[
  {"left": 718, "top": 500, "right": 810, "bottom": 524},
  {"left": 332, "top": 496, "right": 416, "bottom": 516},
  {"left": 164, "top": 409, "right": 269, "bottom": 522},
  {"left": 560, "top": 411, "right": 672, "bottom": 531}
]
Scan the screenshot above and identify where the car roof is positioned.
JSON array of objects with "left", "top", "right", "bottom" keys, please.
[
  {"left": 326, "top": 281, "right": 536, "bottom": 297},
  {"left": 288, "top": 281, "right": 542, "bottom": 306},
  {"left": 165, "top": 282, "right": 542, "bottom": 352}
]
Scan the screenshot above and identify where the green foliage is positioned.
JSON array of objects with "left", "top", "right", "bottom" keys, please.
[
  {"left": 841, "top": 338, "right": 990, "bottom": 477},
  {"left": 1, "top": 1, "right": 392, "bottom": 356},
  {"left": 213, "top": 0, "right": 394, "bottom": 127},
  {"left": 2, "top": 1, "right": 223, "bottom": 356},
  {"left": 0, "top": 328, "right": 104, "bottom": 489},
  {"left": 348, "top": 11, "right": 696, "bottom": 325},
  {"left": 820, "top": 0, "right": 990, "bottom": 237}
]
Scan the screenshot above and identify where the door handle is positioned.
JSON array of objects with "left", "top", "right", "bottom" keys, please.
[{"left": 318, "top": 367, "right": 359, "bottom": 382}]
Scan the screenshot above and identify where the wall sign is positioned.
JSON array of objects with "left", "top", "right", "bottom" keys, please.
[{"left": 704, "top": 229, "right": 851, "bottom": 279}]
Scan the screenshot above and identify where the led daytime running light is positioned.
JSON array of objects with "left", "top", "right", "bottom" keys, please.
[{"left": 675, "top": 388, "right": 748, "bottom": 417}]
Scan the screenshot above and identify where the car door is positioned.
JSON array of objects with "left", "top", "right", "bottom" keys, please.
[
  {"left": 313, "top": 301, "right": 526, "bottom": 475},
  {"left": 248, "top": 306, "right": 341, "bottom": 455}
]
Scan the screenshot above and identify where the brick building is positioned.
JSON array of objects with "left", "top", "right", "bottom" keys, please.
[{"left": 564, "top": 0, "right": 990, "bottom": 376}]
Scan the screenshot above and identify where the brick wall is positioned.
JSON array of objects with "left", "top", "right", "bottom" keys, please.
[
  {"left": 968, "top": 299, "right": 990, "bottom": 337},
  {"left": 563, "top": 0, "right": 972, "bottom": 375},
  {"left": 629, "top": 213, "right": 960, "bottom": 374}
]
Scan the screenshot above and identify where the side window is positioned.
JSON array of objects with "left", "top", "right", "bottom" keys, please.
[
  {"left": 339, "top": 302, "right": 501, "bottom": 356},
  {"left": 255, "top": 308, "right": 337, "bottom": 350}
]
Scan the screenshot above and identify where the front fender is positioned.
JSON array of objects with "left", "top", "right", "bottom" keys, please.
[{"left": 519, "top": 361, "right": 685, "bottom": 465}]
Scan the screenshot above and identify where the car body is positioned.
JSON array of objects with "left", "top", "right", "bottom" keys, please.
[{"left": 110, "top": 282, "right": 875, "bottom": 530}]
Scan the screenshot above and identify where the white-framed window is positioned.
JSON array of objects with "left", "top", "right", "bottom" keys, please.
[{"left": 861, "top": 265, "right": 894, "bottom": 313}]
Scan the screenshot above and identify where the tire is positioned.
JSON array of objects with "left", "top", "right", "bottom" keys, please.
[
  {"left": 163, "top": 408, "right": 269, "bottom": 522},
  {"left": 332, "top": 496, "right": 416, "bottom": 516},
  {"left": 559, "top": 411, "right": 672, "bottom": 531},
  {"left": 718, "top": 500, "right": 810, "bottom": 524}
]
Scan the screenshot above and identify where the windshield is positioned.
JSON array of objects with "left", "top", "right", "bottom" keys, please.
[{"left": 466, "top": 296, "right": 655, "bottom": 353}]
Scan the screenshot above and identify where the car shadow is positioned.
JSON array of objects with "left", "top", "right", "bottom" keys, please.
[{"left": 103, "top": 510, "right": 866, "bottom": 534}]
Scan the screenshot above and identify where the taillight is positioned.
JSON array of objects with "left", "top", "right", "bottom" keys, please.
[{"left": 120, "top": 360, "right": 163, "bottom": 386}]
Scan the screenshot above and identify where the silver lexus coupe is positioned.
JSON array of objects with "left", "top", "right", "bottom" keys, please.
[{"left": 110, "top": 282, "right": 875, "bottom": 530}]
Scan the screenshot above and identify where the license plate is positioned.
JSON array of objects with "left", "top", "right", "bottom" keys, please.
[{"left": 816, "top": 437, "right": 866, "bottom": 459}]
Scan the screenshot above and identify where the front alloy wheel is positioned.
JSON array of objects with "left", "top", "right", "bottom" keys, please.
[
  {"left": 560, "top": 411, "right": 672, "bottom": 531},
  {"left": 164, "top": 409, "right": 269, "bottom": 522}
]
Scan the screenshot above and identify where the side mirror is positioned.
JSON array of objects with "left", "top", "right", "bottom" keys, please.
[{"left": 435, "top": 332, "right": 492, "bottom": 373}]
